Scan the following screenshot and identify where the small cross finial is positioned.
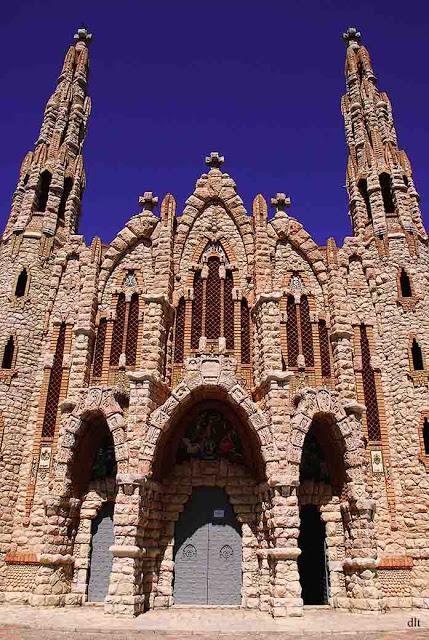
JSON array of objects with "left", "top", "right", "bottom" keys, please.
[
  {"left": 139, "top": 191, "right": 158, "bottom": 212},
  {"left": 342, "top": 26, "right": 362, "bottom": 47},
  {"left": 271, "top": 193, "right": 291, "bottom": 216},
  {"left": 205, "top": 152, "right": 225, "bottom": 169},
  {"left": 74, "top": 25, "right": 93, "bottom": 47}
]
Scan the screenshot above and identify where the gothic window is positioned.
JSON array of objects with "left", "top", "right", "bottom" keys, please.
[
  {"left": 191, "top": 272, "right": 203, "bottom": 349},
  {"left": 360, "top": 324, "right": 381, "bottom": 441},
  {"left": 411, "top": 338, "right": 424, "bottom": 371},
  {"left": 379, "top": 172, "right": 395, "bottom": 214},
  {"left": 423, "top": 418, "right": 429, "bottom": 456},
  {"left": 224, "top": 271, "right": 234, "bottom": 350},
  {"left": 358, "top": 179, "right": 372, "bottom": 222},
  {"left": 240, "top": 299, "right": 251, "bottom": 365},
  {"left": 300, "top": 295, "right": 314, "bottom": 367},
  {"left": 15, "top": 268, "right": 28, "bottom": 298},
  {"left": 125, "top": 293, "right": 139, "bottom": 367},
  {"left": 286, "top": 295, "right": 299, "bottom": 368},
  {"left": 42, "top": 323, "right": 66, "bottom": 438},
  {"left": 399, "top": 268, "right": 412, "bottom": 298},
  {"left": 173, "top": 298, "right": 185, "bottom": 363},
  {"left": 58, "top": 177, "right": 73, "bottom": 221},
  {"left": 205, "top": 257, "right": 221, "bottom": 340},
  {"left": 318, "top": 320, "right": 331, "bottom": 378},
  {"left": 2, "top": 336, "right": 15, "bottom": 369},
  {"left": 35, "top": 170, "right": 52, "bottom": 212},
  {"left": 109, "top": 293, "right": 126, "bottom": 366},
  {"left": 92, "top": 318, "right": 107, "bottom": 378}
]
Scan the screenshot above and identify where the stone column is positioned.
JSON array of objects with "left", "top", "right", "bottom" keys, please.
[
  {"left": 105, "top": 474, "right": 146, "bottom": 616},
  {"left": 267, "top": 485, "right": 302, "bottom": 617}
]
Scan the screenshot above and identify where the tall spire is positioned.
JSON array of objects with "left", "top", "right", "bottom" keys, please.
[
  {"left": 341, "top": 27, "right": 426, "bottom": 240},
  {"left": 4, "top": 27, "right": 92, "bottom": 252}
]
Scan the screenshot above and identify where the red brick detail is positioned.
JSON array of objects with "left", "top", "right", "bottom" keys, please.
[
  {"left": 191, "top": 272, "right": 203, "bottom": 349},
  {"left": 92, "top": 318, "right": 107, "bottom": 378},
  {"left": 300, "top": 295, "right": 314, "bottom": 367},
  {"left": 240, "top": 299, "right": 251, "bottom": 365},
  {"left": 287, "top": 295, "right": 299, "bottom": 368},
  {"left": 41, "top": 322, "right": 66, "bottom": 438},
  {"left": 360, "top": 324, "right": 381, "bottom": 441},
  {"left": 110, "top": 293, "right": 126, "bottom": 366},
  {"left": 206, "top": 257, "right": 221, "bottom": 340},
  {"left": 125, "top": 293, "right": 139, "bottom": 367},
  {"left": 174, "top": 297, "right": 185, "bottom": 363},
  {"left": 224, "top": 271, "right": 234, "bottom": 350}
]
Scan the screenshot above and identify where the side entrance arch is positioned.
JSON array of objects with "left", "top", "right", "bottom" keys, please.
[{"left": 173, "top": 487, "right": 242, "bottom": 605}]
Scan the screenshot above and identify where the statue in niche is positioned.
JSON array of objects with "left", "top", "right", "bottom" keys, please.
[{"left": 177, "top": 409, "right": 243, "bottom": 464}]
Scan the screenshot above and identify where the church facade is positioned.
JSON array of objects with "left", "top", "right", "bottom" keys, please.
[{"left": 0, "top": 25, "right": 428, "bottom": 617}]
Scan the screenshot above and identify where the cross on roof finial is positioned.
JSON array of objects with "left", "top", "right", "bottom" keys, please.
[
  {"left": 205, "top": 152, "right": 225, "bottom": 169},
  {"left": 139, "top": 191, "right": 158, "bottom": 212},
  {"left": 342, "top": 26, "right": 362, "bottom": 47},
  {"left": 74, "top": 25, "right": 93, "bottom": 47},
  {"left": 271, "top": 193, "right": 291, "bottom": 216}
]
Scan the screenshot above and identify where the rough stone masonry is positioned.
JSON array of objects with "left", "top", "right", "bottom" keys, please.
[{"left": 0, "top": 24, "right": 428, "bottom": 619}]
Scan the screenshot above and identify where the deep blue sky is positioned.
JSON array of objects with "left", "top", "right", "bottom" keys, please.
[{"left": 1, "top": 0, "right": 428, "bottom": 246}]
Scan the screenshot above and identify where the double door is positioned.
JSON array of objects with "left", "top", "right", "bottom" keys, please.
[{"left": 173, "top": 487, "right": 242, "bottom": 605}]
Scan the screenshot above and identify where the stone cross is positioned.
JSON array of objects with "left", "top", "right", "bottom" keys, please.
[
  {"left": 139, "top": 192, "right": 158, "bottom": 212},
  {"left": 271, "top": 193, "right": 291, "bottom": 216},
  {"left": 74, "top": 25, "right": 93, "bottom": 46},
  {"left": 205, "top": 152, "right": 225, "bottom": 169},
  {"left": 342, "top": 27, "right": 361, "bottom": 47}
]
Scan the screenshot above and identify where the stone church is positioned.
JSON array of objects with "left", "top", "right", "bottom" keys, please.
[{"left": 0, "top": 24, "right": 428, "bottom": 617}]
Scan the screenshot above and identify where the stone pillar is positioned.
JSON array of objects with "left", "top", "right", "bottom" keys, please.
[
  {"left": 267, "top": 485, "right": 302, "bottom": 617},
  {"left": 105, "top": 474, "right": 146, "bottom": 616},
  {"left": 342, "top": 489, "right": 384, "bottom": 612}
]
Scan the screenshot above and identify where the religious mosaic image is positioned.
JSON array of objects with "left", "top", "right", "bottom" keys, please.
[{"left": 176, "top": 409, "right": 243, "bottom": 463}]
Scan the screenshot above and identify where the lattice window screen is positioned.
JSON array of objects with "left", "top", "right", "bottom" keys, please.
[
  {"left": 42, "top": 322, "right": 66, "bottom": 438},
  {"left": 224, "top": 271, "right": 234, "bottom": 350},
  {"left": 206, "top": 257, "right": 221, "bottom": 340},
  {"left": 300, "top": 295, "right": 314, "bottom": 367},
  {"left": 174, "top": 298, "right": 185, "bottom": 363},
  {"left": 191, "top": 272, "right": 203, "bottom": 349},
  {"left": 360, "top": 324, "right": 381, "bottom": 441},
  {"left": 286, "top": 295, "right": 299, "bottom": 367},
  {"left": 125, "top": 293, "right": 139, "bottom": 367},
  {"left": 110, "top": 293, "right": 126, "bottom": 366},
  {"left": 318, "top": 320, "right": 331, "bottom": 378},
  {"left": 240, "top": 299, "right": 251, "bottom": 364},
  {"left": 92, "top": 318, "right": 107, "bottom": 378}
]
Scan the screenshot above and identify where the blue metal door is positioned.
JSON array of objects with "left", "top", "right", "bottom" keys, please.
[
  {"left": 87, "top": 501, "right": 114, "bottom": 602},
  {"left": 173, "top": 487, "right": 242, "bottom": 605}
]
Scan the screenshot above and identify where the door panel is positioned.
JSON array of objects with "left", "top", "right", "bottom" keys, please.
[
  {"left": 87, "top": 502, "right": 114, "bottom": 602},
  {"left": 173, "top": 487, "right": 242, "bottom": 605}
]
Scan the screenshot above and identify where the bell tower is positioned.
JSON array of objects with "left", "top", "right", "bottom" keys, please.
[
  {"left": 3, "top": 26, "right": 92, "bottom": 257},
  {"left": 341, "top": 27, "right": 426, "bottom": 241}
]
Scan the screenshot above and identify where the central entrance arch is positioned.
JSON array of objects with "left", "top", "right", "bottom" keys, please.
[{"left": 173, "top": 487, "right": 242, "bottom": 605}]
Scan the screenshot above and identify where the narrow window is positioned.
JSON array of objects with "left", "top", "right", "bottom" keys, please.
[
  {"left": 35, "top": 170, "right": 52, "bottom": 212},
  {"left": 403, "top": 175, "right": 409, "bottom": 188},
  {"left": 318, "top": 320, "right": 331, "bottom": 378},
  {"left": 58, "top": 177, "right": 73, "bottom": 221},
  {"left": 412, "top": 339, "right": 424, "bottom": 371},
  {"left": 379, "top": 173, "right": 395, "bottom": 214},
  {"left": 92, "top": 318, "right": 107, "bottom": 378},
  {"left": 300, "top": 295, "right": 314, "bottom": 367},
  {"left": 240, "top": 299, "right": 251, "bottom": 365},
  {"left": 15, "top": 269, "right": 28, "bottom": 298},
  {"left": 191, "top": 272, "right": 203, "bottom": 349},
  {"left": 423, "top": 418, "right": 429, "bottom": 455},
  {"left": 42, "top": 323, "right": 66, "bottom": 438},
  {"left": 286, "top": 295, "right": 299, "bottom": 368},
  {"left": 205, "top": 257, "right": 221, "bottom": 340},
  {"left": 358, "top": 179, "right": 372, "bottom": 222},
  {"left": 224, "top": 270, "right": 234, "bottom": 350},
  {"left": 109, "top": 293, "right": 126, "bottom": 366},
  {"left": 360, "top": 324, "right": 381, "bottom": 441},
  {"left": 399, "top": 269, "right": 412, "bottom": 298},
  {"left": 125, "top": 293, "right": 139, "bottom": 367},
  {"left": 2, "top": 336, "right": 15, "bottom": 369},
  {"left": 174, "top": 298, "right": 185, "bottom": 363}
]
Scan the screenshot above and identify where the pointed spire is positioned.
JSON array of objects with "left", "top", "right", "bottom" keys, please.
[
  {"left": 341, "top": 28, "right": 426, "bottom": 239},
  {"left": 4, "top": 27, "right": 93, "bottom": 245}
]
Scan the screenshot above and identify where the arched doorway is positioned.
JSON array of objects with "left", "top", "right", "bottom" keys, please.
[
  {"left": 174, "top": 487, "right": 242, "bottom": 605},
  {"left": 298, "top": 505, "right": 329, "bottom": 605}
]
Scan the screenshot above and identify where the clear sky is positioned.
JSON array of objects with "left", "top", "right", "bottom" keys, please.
[{"left": 1, "top": 0, "right": 428, "bottom": 246}]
